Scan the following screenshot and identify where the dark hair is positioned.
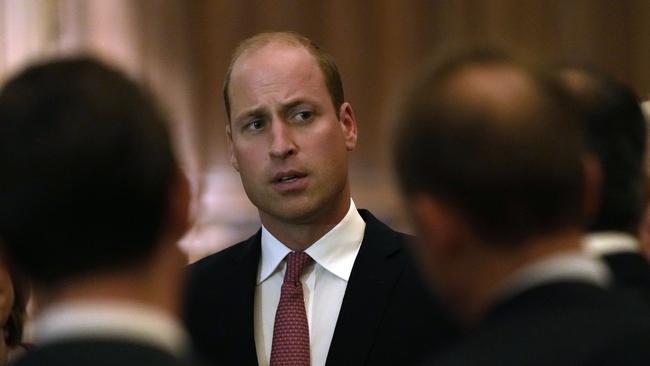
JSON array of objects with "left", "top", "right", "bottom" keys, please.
[
  {"left": 560, "top": 67, "right": 646, "bottom": 233},
  {"left": 394, "top": 49, "right": 587, "bottom": 245},
  {"left": 0, "top": 57, "right": 177, "bottom": 285},
  {"left": 223, "top": 31, "right": 344, "bottom": 121}
]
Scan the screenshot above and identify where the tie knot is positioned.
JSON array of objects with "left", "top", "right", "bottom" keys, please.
[{"left": 284, "top": 251, "right": 312, "bottom": 283}]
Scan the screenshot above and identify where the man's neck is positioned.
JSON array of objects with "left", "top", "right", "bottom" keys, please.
[
  {"left": 452, "top": 228, "right": 585, "bottom": 325},
  {"left": 260, "top": 198, "right": 352, "bottom": 251},
  {"left": 34, "top": 266, "right": 180, "bottom": 318}
]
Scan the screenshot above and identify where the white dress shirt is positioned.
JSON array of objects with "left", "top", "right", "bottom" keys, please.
[
  {"left": 583, "top": 231, "right": 640, "bottom": 257},
  {"left": 33, "top": 300, "right": 190, "bottom": 357},
  {"left": 254, "top": 199, "right": 366, "bottom": 366}
]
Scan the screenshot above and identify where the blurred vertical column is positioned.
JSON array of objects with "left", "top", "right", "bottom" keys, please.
[
  {"left": 1, "top": 0, "right": 202, "bottom": 186},
  {"left": 0, "top": 0, "right": 59, "bottom": 81},
  {"left": 56, "top": 0, "right": 202, "bottom": 191}
]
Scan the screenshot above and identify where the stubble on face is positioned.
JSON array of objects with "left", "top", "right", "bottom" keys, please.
[{"left": 226, "top": 42, "right": 354, "bottom": 240}]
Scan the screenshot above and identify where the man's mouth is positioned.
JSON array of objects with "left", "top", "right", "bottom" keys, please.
[
  {"left": 273, "top": 170, "right": 306, "bottom": 183},
  {"left": 278, "top": 175, "right": 299, "bottom": 183},
  {"left": 271, "top": 171, "right": 308, "bottom": 191}
]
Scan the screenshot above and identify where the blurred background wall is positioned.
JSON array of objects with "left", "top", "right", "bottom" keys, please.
[{"left": 2, "top": 0, "right": 650, "bottom": 261}]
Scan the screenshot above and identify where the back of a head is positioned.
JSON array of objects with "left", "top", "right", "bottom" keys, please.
[
  {"left": 0, "top": 57, "right": 177, "bottom": 286},
  {"left": 560, "top": 67, "right": 646, "bottom": 234},
  {"left": 394, "top": 50, "right": 586, "bottom": 245}
]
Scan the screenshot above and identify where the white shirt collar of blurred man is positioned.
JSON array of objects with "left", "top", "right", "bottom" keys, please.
[
  {"left": 495, "top": 251, "right": 612, "bottom": 305},
  {"left": 583, "top": 231, "right": 640, "bottom": 257},
  {"left": 33, "top": 300, "right": 190, "bottom": 356}
]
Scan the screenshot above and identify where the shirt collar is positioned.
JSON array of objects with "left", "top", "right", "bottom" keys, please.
[
  {"left": 33, "top": 300, "right": 190, "bottom": 356},
  {"left": 582, "top": 231, "right": 640, "bottom": 256},
  {"left": 258, "top": 199, "right": 365, "bottom": 284},
  {"left": 496, "top": 252, "right": 611, "bottom": 303}
]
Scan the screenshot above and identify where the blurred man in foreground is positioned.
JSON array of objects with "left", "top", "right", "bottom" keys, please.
[
  {"left": 393, "top": 50, "right": 650, "bottom": 365},
  {"left": 0, "top": 58, "right": 195, "bottom": 365}
]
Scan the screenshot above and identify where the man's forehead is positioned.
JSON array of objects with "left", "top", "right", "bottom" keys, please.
[
  {"left": 228, "top": 42, "right": 328, "bottom": 111},
  {"left": 231, "top": 41, "right": 318, "bottom": 78}
]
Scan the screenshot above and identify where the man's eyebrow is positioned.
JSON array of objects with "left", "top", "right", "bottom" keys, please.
[
  {"left": 234, "top": 106, "right": 266, "bottom": 123},
  {"left": 233, "top": 98, "right": 316, "bottom": 122},
  {"left": 282, "top": 98, "right": 318, "bottom": 112},
  {"left": 283, "top": 100, "right": 305, "bottom": 110}
]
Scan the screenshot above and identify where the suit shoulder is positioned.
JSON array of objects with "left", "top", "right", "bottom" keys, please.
[
  {"left": 358, "top": 209, "right": 417, "bottom": 266},
  {"left": 358, "top": 209, "right": 414, "bottom": 244},
  {"left": 188, "top": 232, "right": 259, "bottom": 276}
]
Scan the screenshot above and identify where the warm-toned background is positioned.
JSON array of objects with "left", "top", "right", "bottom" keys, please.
[{"left": 2, "top": 0, "right": 650, "bottom": 261}]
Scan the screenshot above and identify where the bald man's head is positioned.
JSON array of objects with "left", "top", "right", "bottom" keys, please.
[{"left": 394, "top": 50, "right": 587, "bottom": 245}]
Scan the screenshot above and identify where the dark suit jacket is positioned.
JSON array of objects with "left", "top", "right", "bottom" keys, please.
[
  {"left": 427, "top": 281, "right": 650, "bottom": 366},
  {"left": 602, "top": 251, "right": 650, "bottom": 306},
  {"left": 10, "top": 338, "right": 197, "bottom": 366},
  {"left": 184, "top": 209, "right": 458, "bottom": 366}
]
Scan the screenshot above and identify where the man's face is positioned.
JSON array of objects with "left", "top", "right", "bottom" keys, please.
[{"left": 226, "top": 43, "right": 357, "bottom": 227}]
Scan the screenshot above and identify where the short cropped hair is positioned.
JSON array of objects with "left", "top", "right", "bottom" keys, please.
[
  {"left": 394, "top": 50, "right": 586, "bottom": 245},
  {"left": 0, "top": 58, "right": 177, "bottom": 285},
  {"left": 223, "top": 31, "right": 344, "bottom": 121},
  {"left": 560, "top": 67, "right": 646, "bottom": 233}
]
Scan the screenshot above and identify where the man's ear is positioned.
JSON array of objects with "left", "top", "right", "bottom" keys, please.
[
  {"left": 582, "top": 154, "right": 602, "bottom": 224},
  {"left": 225, "top": 123, "right": 239, "bottom": 172},
  {"left": 410, "top": 194, "right": 463, "bottom": 257},
  {"left": 338, "top": 102, "right": 358, "bottom": 151}
]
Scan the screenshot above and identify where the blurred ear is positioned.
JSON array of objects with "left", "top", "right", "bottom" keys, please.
[
  {"left": 338, "top": 102, "right": 358, "bottom": 151},
  {"left": 582, "top": 154, "right": 602, "bottom": 225},
  {"left": 225, "top": 123, "right": 239, "bottom": 172},
  {"left": 410, "top": 194, "right": 464, "bottom": 257}
]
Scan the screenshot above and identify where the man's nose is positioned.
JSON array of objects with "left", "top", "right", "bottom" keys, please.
[{"left": 269, "top": 119, "right": 296, "bottom": 159}]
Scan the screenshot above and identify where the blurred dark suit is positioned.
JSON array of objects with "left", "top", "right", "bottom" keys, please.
[{"left": 428, "top": 280, "right": 650, "bottom": 366}]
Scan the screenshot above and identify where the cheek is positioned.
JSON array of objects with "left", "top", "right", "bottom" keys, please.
[
  {"left": 233, "top": 143, "right": 263, "bottom": 168},
  {"left": 309, "top": 128, "right": 349, "bottom": 164},
  {"left": 236, "top": 154, "right": 261, "bottom": 176}
]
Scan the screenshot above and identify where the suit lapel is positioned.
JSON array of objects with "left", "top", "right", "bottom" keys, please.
[
  {"left": 221, "top": 232, "right": 261, "bottom": 366},
  {"left": 325, "top": 210, "right": 404, "bottom": 366}
]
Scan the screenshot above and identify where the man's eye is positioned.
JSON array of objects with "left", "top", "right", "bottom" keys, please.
[
  {"left": 294, "top": 111, "right": 313, "bottom": 122},
  {"left": 246, "top": 119, "right": 265, "bottom": 131}
]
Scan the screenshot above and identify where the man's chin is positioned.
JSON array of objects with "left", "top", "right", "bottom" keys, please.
[
  {"left": 269, "top": 208, "right": 320, "bottom": 224},
  {"left": 258, "top": 199, "right": 323, "bottom": 224}
]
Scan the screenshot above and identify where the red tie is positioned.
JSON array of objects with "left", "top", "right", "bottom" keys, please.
[{"left": 270, "top": 251, "right": 313, "bottom": 366}]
